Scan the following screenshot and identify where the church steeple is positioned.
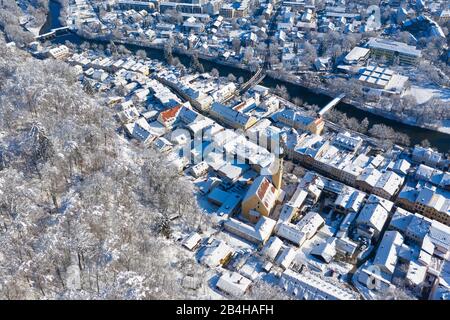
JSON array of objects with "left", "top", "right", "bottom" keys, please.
[{"left": 272, "top": 157, "right": 283, "bottom": 190}]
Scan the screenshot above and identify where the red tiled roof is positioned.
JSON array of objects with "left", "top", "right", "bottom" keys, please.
[
  {"left": 257, "top": 178, "right": 272, "bottom": 201},
  {"left": 160, "top": 105, "right": 182, "bottom": 123}
]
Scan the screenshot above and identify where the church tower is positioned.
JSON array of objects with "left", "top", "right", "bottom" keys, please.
[{"left": 272, "top": 157, "right": 283, "bottom": 190}]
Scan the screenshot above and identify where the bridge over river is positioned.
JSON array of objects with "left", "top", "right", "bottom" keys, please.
[{"left": 36, "top": 26, "right": 72, "bottom": 41}]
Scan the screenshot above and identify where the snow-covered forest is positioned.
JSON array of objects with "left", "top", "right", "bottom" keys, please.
[
  {"left": 0, "top": 36, "right": 213, "bottom": 299},
  {"left": 0, "top": 0, "right": 49, "bottom": 42}
]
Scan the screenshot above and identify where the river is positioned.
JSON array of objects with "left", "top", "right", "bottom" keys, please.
[
  {"left": 39, "top": 0, "right": 63, "bottom": 35},
  {"left": 41, "top": 0, "right": 449, "bottom": 153}
]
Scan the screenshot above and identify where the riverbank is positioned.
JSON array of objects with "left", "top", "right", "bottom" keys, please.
[
  {"left": 267, "top": 71, "right": 450, "bottom": 136},
  {"left": 54, "top": 29, "right": 449, "bottom": 152},
  {"left": 117, "top": 34, "right": 450, "bottom": 137},
  {"left": 25, "top": 26, "right": 43, "bottom": 37},
  {"left": 39, "top": 0, "right": 66, "bottom": 35},
  {"left": 74, "top": 30, "right": 254, "bottom": 75},
  {"left": 110, "top": 35, "right": 449, "bottom": 137}
]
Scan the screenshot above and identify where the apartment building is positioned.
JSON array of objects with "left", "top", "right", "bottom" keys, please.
[{"left": 366, "top": 37, "right": 422, "bottom": 65}]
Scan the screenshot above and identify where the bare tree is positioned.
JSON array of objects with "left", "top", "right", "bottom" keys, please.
[
  {"left": 0, "top": 37, "right": 208, "bottom": 300},
  {"left": 231, "top": 37, "right": 241, "bottom": 53},
  {"left": 136, "top": 49, "right": 147, "bottom": 59},
  {"left": 210, "top": 68, "right": 219, "bottom": 78},
  {"left": 190, "top": 52, "right": 204, "bottom": 73},
  {"left": 273, "top": 85, "right": 290, "bottom": 100},
  {"left": 227, "top": 73, "right": 237, "bottom": 82},
  {"left": 246, "top": 279, "right": 292, "bottom": 300},
  {"left": 420, "top": 139, "right": 431, "bottom": 148}
]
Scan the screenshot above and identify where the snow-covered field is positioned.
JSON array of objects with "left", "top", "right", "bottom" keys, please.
[{"left": 406, "top": 85, "right": 450, "bottom": 105}]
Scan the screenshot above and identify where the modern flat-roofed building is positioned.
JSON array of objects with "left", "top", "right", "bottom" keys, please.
[
  {"left": 355, "top": 65, "right": 409, "bottom": 94},
  {"left": 344, "top": 46, "right": 370, "bottom": 65},
  {"left": 366, "top": 37, "right": 422, "bottom": 65},
  {"left": 159, "top": 0, "right": 212, "bottom": 14},
  {"left": 49, "top": 45, "right": 70, "bottom": 60},
  {"left": 116, "top": 0, "right": 158, "bottom": 11}
]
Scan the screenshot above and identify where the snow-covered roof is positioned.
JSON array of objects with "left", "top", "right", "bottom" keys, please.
[
  {"left": 357, "top": 167, "right": 382, "bottom": 187},
  {"left": 412, "top": 146, "right": 443, "bottom": 166},
  {"left": 216, "top": 271, "right": 251, "bottom": 297},
  {"left": 406, "top": 260, "right": 427, "bottom": 286},
  {"left": 310, "top": 238, "right": 337, "bottom": 264},
  {"left": 344, "top": 46, "right": 370, "bottom": 64},
  {"left": 373, "top": 231, "right": 404, "bottom": 274},
  {"left": 276, "top": 247, "right": 297, "bottom": 269},
  {"left": 210, "top": 102, "right": 255, "bottom": 128},
  {"left": 199, "top": 240, "right": 233, "bottom": 268},
  {"left": 429, "top": 221, "right": 450, "bottom": 252},
  {"left": 242, "top": 175, "right": 277, "bottom": 206},
  {"left": 276, "top": 223, "right": 306, "bottom": 246},
  {"left": 124, "top": 117, "right": 154, "bottom": 143},
  {"left": 261, "top": 236, "right": 283, "bottom": 261},
  {"left": 280, "top": 269, "right": 357, "bottom": 300},
  {"left": 224, "top": 216, "right": 276, "bottom": 244},
  {"left": 334, "top": 187, "right": 366, "bottom": 213},
  {"left": 296, "top": 211, "right": 325, "bottom": 239},
  {"left": 335, "top": 237, "right": 358, "bottom": 256},
  {"left": 333, "top": 131, "right": 363, "bottom": 151},
  {"left": 208, "top": 187, "right": 230, "bottom": 206},
  {"left": 416, "top": 187, "right": 449, "bottom": 215},
  {"left": 356, "top": 202, "right": 390, "bottom": 234},
  {"left": 182, "top": 232, "right": 202, "bottom": 251},
  {"left": 392, "top": 158, "right": 411, "bottom": 176},
  {"left": 366, "top": 37, "right": 421, "bottom": 58},
  {"left": 415, "top": 164, "right": 435, "bottom": 181},
  {"left": 374, "top": 170, "right": 404, "bottom": 197},
  {"left": 278, "top": 204, "right": 298, "bottom": 224}
]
